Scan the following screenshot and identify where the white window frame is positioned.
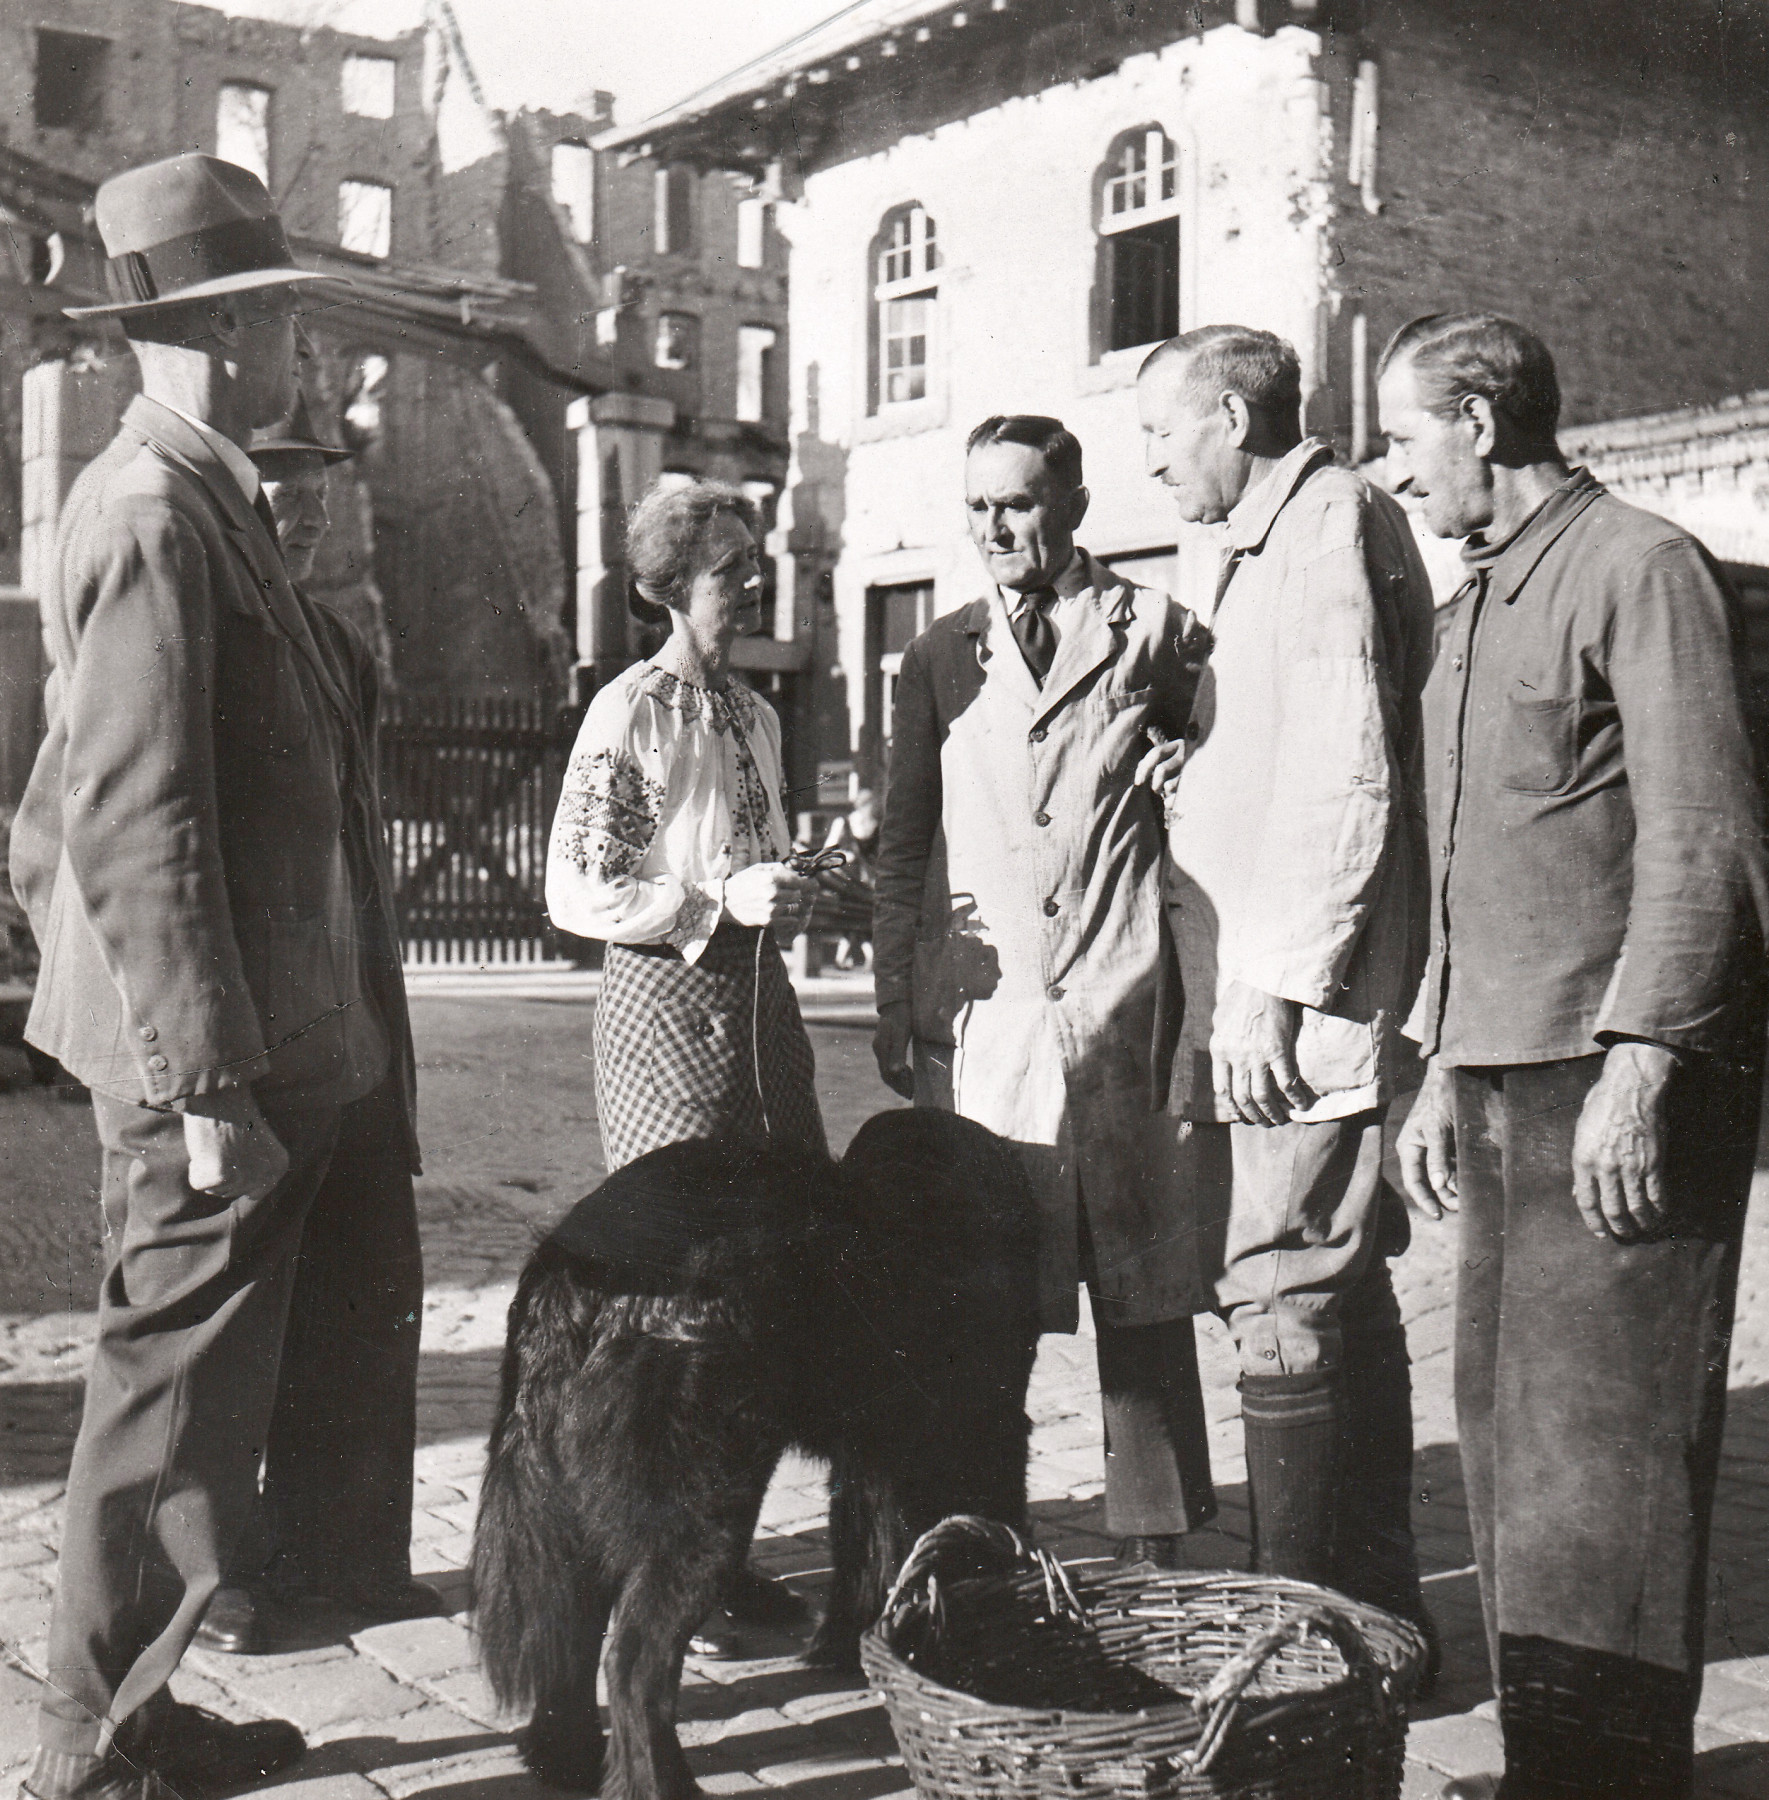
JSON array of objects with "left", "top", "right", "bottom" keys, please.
[
  {"left": 736, "top": 196, "right": 767, "bottom": 269},
  {"left": 216, "top": 83, "right": 271, "bottom": 185},
  {"left": 874, "top": 207, "right": 938, "bottom": 410},
  {"left": 1099, "top": 127, "right": 1180, "bottom": 235},
  {"left": 736, "top": 325, "right": 777, "bottom": 423},
  {"left": 341, "top": 54, "right": 396, "bottom": 120},
  {"left": 654, "top": 312, "right": 696, "bottom": 371},
  {"left": 338, "top": 178, "right": 393, "bottom": 258}
]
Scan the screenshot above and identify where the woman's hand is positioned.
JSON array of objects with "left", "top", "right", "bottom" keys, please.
[{"left": 724, "top": 861, "right": 816, "bottom": 928}]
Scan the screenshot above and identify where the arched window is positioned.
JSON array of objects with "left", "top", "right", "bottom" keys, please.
[
  {"left": 1095, "top": 126, "right": 1180, "bottom": 356},
  {"left": 870, "top": 203, "right": 939, "bottom": 411}
]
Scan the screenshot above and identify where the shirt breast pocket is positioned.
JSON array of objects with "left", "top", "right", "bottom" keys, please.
[{"left": 1499, "top": 694, "right": 1579, "bottom": 795}]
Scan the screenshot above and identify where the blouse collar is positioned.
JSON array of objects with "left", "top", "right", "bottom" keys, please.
[{"left": 635, "top": 660, "right": 758, "bottom": 735}]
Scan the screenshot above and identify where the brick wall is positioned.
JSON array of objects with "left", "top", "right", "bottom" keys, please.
[{"left": 1331, "top": 0, "right": 1769, "bottom": 431}]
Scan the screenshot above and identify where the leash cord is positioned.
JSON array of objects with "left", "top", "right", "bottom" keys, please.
[{"left": 751, "top": 845, "right": 850, "bottom": 1138}]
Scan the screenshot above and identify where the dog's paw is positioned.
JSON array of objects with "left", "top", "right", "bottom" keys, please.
[
  {"left": 801, "top": 1618, "right": 862, "bottom": 1672},
  {"left": 519, "top": 1724, "right": 605, "bottom": 1793}
]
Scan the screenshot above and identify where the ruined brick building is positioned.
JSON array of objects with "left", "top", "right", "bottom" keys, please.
[
  {"left": 600, "top": 0, "right": 1769, "bottom": 800},
  {"left": 0, "top": 0, "right": 789, "bottom": 713}
]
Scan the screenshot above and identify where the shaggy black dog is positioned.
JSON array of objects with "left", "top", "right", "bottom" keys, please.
[{"left": 472, "top": 1107, "right": 1039, "bottom": 1800}]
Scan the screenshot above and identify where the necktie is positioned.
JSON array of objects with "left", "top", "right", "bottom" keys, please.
[
  {"left": 252, "top": 489, "right": 283, "bottom": 552},
  {"left": 1010, "top": 588, "right": 1057, "bottom": 686}
]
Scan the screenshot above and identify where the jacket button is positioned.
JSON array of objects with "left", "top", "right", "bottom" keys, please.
[
  {"left": 1185, "top": 722, "right": 1201, "bottom": 741},
  {"left": 1047, "top": 984, "right": 1064, "bottom": 1001},
  {"left": 1030, "top": 726, "right": 1047, "bottom": 743},
  {"left": 139, "top": 1025, "right": 157, "bottom": 1042},
  {"left": 1042, "top": 899, "right": 1059, "bottom": 917},
  {"left": 147, "top": 1054, "right": 168, "bottom": 1072},
  {"left": 1034, "top": 810, "right": 1051, "bottom": 827}
]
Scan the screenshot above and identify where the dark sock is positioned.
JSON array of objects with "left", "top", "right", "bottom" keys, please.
[{"left": 1240, "top": 1369, "right": 1341, "bottom": 1587}]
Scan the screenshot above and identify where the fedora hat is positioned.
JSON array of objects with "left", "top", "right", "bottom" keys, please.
[
  {"left": 249, "top": 388, "right": 355, "bottom": 464},
  {"left": 65, "top": 153, "right": 348, "bottom": 321}
]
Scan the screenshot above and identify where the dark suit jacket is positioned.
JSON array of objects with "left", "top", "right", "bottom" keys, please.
[
  {"left": 11, "top": 395, "right": 388, "bottom": 1113},
  {"left": 308, "top": 597, "right": 420, "bottom": 1170}
]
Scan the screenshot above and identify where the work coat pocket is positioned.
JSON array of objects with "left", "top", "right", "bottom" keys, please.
[{"left": 1499, "top": 694, "right": 1578, "bottom": 794}]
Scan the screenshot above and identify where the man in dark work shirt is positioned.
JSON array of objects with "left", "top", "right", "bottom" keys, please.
[{"left": 1382, "top": 312, "right": 1768, "bottom": 1800}]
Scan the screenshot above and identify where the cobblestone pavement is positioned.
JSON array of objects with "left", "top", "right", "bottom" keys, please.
[{"left": 2, "top": 976, "right": 1768, "bottom": 1800}]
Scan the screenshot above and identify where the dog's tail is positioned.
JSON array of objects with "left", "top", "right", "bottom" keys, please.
[{"left": 472, "top": 1241, "right": 602, "bottom": 1713}]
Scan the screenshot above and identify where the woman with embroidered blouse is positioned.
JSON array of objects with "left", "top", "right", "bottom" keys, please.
[{"left": 545, "top": 478, "right": 827, "bottom": 1176}]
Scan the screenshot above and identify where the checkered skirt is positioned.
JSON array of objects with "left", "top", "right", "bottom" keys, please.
[{"left": 593, "top": 923, "right": 827, "bottom": 1171}]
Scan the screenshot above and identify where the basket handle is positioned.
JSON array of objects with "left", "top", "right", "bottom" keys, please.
[
  {"left": 1186, "top": 1605, "right": 1377, "bottom": 1772},
  {"left": 881, "top": 1514, "right": 1088, "bottom": 1635}
]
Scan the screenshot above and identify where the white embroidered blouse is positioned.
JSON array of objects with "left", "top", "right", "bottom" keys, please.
[{"left": 545, "top": 660, "right": 794, "bottom": 963}]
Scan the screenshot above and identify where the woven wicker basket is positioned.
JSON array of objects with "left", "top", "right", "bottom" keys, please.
[{"left": 861, "top": 1516, "right": 1429, "bottom": 1800}]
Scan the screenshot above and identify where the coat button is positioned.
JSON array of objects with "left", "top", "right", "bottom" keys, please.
[
  {"left": 1034, "top": 810, "right": 1051, "bottom": 827},
  {"left": 1030, "top": 726, "right": 1047, "bottom": 743},
  {"left": 1043, "top": 899, "right": 1059, "bottom": 917},
  {"left": 1185, "top": 722, "right": 1200, "bottom": 741},
  {"left": 697, "top": 1018, "right": 715, "bottom": 1038},
  {"left": 1047, "top": 984, "right": 1064, "bottom": 1001},
  {"left": 139, "top": 1025, "right": 157, "bottom": 1042},
  {"left": 147, "top": 1054, "right": 168, "bottom": 1072}
]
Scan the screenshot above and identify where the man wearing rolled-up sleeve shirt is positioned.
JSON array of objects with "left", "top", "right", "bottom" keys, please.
[{"left": 1382, "top": 313, "right": 1769, "bottom": 1800}]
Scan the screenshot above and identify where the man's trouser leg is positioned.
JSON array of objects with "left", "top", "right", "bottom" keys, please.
[
  {"left": 1333, "top": 1187, "right": 1428, "bottom": 1628},
  {"left": 39, "top": 1097, "right": 340, "bottom": 1755},
  {"left": 1216, "top": 1111, "right": 1393, "bottom": 1588},
  {"left": 256, "top": 1077, "right": 425, "bottom": 1599},
  {"left": 1091, "top": 1298, "right": 1218, "bottom": 1537},
  {"left": 1078, "top": 1205, "right": 1217, "bottom": 1539},
  {"left": 1451, "top": 1055, "right": 1755, "bottom": 1800}
]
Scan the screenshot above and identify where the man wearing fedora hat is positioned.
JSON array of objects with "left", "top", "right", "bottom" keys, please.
[
  {"left": 189, "top": 396, "right": 441, "bottom": 1657},
  {"left": 9, "top": 154, "right": 384, "bottom": 1799}
]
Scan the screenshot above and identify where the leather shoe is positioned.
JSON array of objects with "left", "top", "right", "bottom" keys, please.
[
  {"left": 125, "top": 1703, "right": 305, "bottom": 1794},
  {"left": 1439, "top": 1777, "right": 1502, "bottom": 1799},
  {"left": 1117, "top": 1535, "right": 1187, "bottom": 1571},
  {"left": 688, "top": 1613, "right": 743, "bottom": 1659},
  {"left": 192, "top": 1586, "right": 257, "bottom": 1656},
  {"left": 720, "top": 1564, "right": 808, "bottom": 1628}
]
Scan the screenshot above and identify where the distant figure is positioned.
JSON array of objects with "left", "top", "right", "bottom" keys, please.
[
  {"left": 10, "top": 155, "right": 375, "bottom": 1800},
  {"left": 1137, "top": 327, "right": 1438, "bottom": 1665},
  {"left": 1383, "top": 313, "right": 1769, "bottom": 1800},
  {"left": 192, "top": 393, "right": 437, "bottom": 1655},
  {"left": 873, "top": 414, "right": 1221, "bottom": 1569},
  {"left": 544, "top": 476, "right": 822, "bottom": 1654}
]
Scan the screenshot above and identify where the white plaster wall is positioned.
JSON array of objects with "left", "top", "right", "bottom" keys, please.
[{"left": 775, "top": 23, "right": 1331, "bottom": 758}]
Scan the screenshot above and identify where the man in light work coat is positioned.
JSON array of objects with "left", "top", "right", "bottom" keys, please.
[
  {"left": 1385, "top": 314, "right": 1767, "bottom": 1800},
  {"left": 1137, "top": 328, "right": 1437, "bottom": 1647},
  {"left": 873, "top": 414, "right": 1220, "bottom": 1565}
]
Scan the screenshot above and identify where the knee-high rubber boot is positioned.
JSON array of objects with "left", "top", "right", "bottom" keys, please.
[{"left": 1239, "top": 1370, "right": 1340, "bottom": 1589}]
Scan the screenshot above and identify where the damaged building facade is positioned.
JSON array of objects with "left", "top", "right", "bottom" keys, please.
[
  {"left": 600, "top": 0, "right": 1769, "bottom": 799},
  {"left": 0, "top": 0, "right": 791, "bottom": 714}
]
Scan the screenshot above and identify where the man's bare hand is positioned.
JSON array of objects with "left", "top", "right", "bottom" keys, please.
[
  {"left": 1133, "top": 731, "right": 1187, "bottom": 792},
  {"left": 1210, "top": 981, "right": 1316, "bottom": 1126},
  {"left": 1572, "top": 1041, "right": 1678, "bottom": 1242},
  {"left": 1397, "top": 1060, "right": 1458, "bottom": 1220},
  {"left": 184, "top": 1087, "right": 288, "bottom": 1200},
  {"left": 873, "top": 1000, "right": 915, "bottom": 1099}
]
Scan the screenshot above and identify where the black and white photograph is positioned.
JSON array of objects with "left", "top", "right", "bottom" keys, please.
[{"left": 0, "top": 2, "right": 1766, "bottom": 1797}]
